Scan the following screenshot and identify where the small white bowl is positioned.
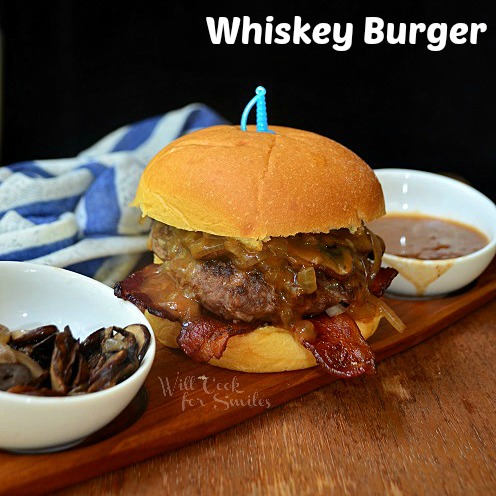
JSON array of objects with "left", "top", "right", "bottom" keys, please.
[
  {"left": 0, "top": 261, "right": 155, "bottom": 452},
  {"left": 373, "top": 169, "right": 496, "bottom": 297}
]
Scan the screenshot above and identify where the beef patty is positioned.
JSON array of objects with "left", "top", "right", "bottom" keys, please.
[
  {"left": 163, "top": 256, "right": 352, "bottom": 323},
  {"left": 151, "top": 223, "right": 372, "bottom": 325}
]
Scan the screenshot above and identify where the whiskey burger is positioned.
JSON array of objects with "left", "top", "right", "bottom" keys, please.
[{"left": 115, "top": 125, "right": 404, "bottom": 378}]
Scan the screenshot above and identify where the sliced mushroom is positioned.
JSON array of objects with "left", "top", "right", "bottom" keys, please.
[
  {"left": 50, "top": 326, "right": 79, "bottom": 393},
  {"left": 30, "top": 370, "right": 50, "bottom": 388},
  {"left": 124, "top": 324, "right": 151, "bottom": 363},
  {"left": 0, "top": 342, "right": 17, "bottom": 364},
  {"left": 83, "top": 326, "right": 143, "bottom": 392},
  {"left": 113, "top": 327, "right": 138, "bottom": 358},
  {"left": 80, "top": 327, "right": 107, "bottom": 368},
  {"left": 3, "top": 322, "right": 149, "bottom": 396},
  {"left": 71, "top": 354, "right": 90, "bottom": 391},
  {"left": 0, "top": 324, "right": 10, "bottom": 345},
  {"left": 87, "top": 349, "right": 131, "bottom": 392},
  {"left": 10, "top": 325, "right": 58, "bottom": 346},
  {"left": 0, "top": 340, "right": 45, "bottom": 384},
  {"left": 102, "top": 336, "right": 128, "bottom": 354},
  {"left": 0, "top": 363, "right": 33, "bottom": 391},
  {"left": 11, "top": 348, "right": 45, "bottom": 380},
  {"left": 7, "top": 385, "right": 65, "bottom": 396},
  {"left": 11, "top": 333, "right": 57, "bottom": 370}
]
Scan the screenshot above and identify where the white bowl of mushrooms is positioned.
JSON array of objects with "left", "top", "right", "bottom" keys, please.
[{"left": 0, "top": 261, "right": 155, "bottom": 452}]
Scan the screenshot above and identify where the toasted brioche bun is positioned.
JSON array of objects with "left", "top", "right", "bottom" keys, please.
[
  {"left": 133, "top": 125, "right": 385, "bottom": 240},
  {"left": 145, "top": 310, "right": 382, "bottom": 373}
]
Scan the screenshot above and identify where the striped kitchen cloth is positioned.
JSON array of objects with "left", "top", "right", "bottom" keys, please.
[{"left": 0, "top": 103, "right": 227, "bottom": 285}]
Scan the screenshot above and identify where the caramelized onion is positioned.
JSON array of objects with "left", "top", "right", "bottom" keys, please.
[
  {"left": 189, "top": 238, "right": 226, "bottom": 259},
  {"left": 297, "top": 267, "right": 317, "bottom": 294},
  {"left": 368, "top": 294, "right": 406, "bottom": 333},
  {"left": 293, "top": 320, "right": 316, "bottom": 342},
  {"left": 223, "top": 239, "right": 246, "bottom": 258},
  {"left": 148, "top": 222, "right": 398, "bottom": 330},
  {"left": 325, "top": 304, "right": 346, "bottom": 318},
  {"left": 369, "top": 229, "right": 383, "bottom": 280},
  {"left": 288, "top": 243, "right": 353, "bottom": 276},
  {"left": 324, "top": 246, "right": 354, "bottom": 276}
]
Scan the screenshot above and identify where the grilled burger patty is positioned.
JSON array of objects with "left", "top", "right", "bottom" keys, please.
[
  {"left": 186, "top": 259, "right": 351, "bottom": 323},
  {"left": 149, "top": 222, "right": 385, "bottom": 326}
]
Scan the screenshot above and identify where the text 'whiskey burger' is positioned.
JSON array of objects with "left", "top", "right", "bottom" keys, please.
[{"left": 115, "top": 88, "right": 404, "bottom": 378}]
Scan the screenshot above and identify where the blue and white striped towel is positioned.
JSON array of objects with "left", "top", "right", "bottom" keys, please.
[{"left": 0, "top": 104, "right": 227, "bottom": 285}]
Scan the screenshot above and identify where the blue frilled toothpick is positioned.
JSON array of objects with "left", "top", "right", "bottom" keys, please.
[{"left": 240, "top": 86, "right": 275, "bottom": 134}]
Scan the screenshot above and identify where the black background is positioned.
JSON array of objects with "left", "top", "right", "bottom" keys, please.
[{"left": 1, "top": 1, "right": 494, "bottom": 199}]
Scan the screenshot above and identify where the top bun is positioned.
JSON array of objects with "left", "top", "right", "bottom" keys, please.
[{"left": 133, "top": 125, "right": 385, "bottom": 239}]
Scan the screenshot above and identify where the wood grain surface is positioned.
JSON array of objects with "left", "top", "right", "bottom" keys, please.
[
  {"left": 55, "top": 298, "right": 496, "bottom": 496},
  {"left": 1, "top": 262, "right": 495, "bottom": 496}
]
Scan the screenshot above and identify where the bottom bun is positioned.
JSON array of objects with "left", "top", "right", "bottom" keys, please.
[{"left": 145, "top": 311, "right": 382, "bottom": 373}]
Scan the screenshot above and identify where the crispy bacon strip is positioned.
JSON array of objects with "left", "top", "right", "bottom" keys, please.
[
  {"left": 114, "top": 264, "right": 200, "bottom": 321},
  {"left": 305, "top": 313, "right": 376, "bottom": 378},
  {"left": 178, "top": 317, "right": 254, "bottom": 363},
  {"left": 116, "top": 265, "right": 377, "bottom": 376},
  {"left": 369, "top": 267, "right": 398, "bottom": 297},
  {"left": 115, "top": 266, "right": 255, "bottom": 363},
  {"left": 115, "top": 264, "right": 163, "bottom": 313}
]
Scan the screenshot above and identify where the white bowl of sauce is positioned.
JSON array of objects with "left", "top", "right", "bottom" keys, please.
[{"left": 369, "top": 169, "right": 496, "bottom": 297}]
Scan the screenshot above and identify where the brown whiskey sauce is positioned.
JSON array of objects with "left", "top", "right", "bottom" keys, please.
[{"left": 368, "top": 214, "right": 488, "bottom": 260}]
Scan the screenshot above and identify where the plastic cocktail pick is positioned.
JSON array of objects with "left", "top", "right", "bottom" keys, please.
[{"left": 240, "top": 86, "right": 275, "bottom": 133}]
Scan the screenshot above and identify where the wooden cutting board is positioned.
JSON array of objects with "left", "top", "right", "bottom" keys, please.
[{"left": 1, "top": 259, "right": 496, "bottom": 496}]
